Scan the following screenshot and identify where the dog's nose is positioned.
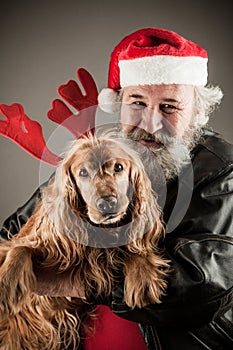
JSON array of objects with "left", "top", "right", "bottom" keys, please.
[{"left": 96, "top": 196, "right": 118, "bottom": 214}]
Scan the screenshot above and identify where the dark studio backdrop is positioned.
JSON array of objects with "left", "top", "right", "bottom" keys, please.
[{"left": 0, "top": 0, "right": 232, "bottom": 226}]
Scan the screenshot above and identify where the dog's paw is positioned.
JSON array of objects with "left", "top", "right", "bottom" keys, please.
[
  {"left": 124, "top": 254, "right": 169, "bottom": 308},
  {"left": 0, "top": 246, "right": 36, "bottom": 316}
]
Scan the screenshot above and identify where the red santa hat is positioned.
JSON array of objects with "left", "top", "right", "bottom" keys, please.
[{"left": 98, "top": 28, "right": 208, "bottom": 112}]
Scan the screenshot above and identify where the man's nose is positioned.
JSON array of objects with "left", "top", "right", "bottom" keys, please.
[{"left": 138, "top": 108, "right": 163, "bottom": 134}]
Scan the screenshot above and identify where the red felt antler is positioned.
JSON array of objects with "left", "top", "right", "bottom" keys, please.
[
  {"left": 0, "top": 103, "right": 62, "bottom": 165},
  {"left": 0, "top": 68, "right": 99, "bottom": 166},
  {"left": 48, "top": 68, "right": 98, "bottom": 138}
]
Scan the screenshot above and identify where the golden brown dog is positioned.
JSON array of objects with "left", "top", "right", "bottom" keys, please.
[{"left": 0, "top": 134, "right": 169, "bottom": 350}]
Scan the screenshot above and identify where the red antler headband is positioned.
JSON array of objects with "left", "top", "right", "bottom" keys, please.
[{"left": 0, "top": 68, "right": 98, "bottom": 166}]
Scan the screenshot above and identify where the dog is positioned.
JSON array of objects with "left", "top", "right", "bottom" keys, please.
[{"left": 0, "top": 134, "right": 169, "bottom": 350}]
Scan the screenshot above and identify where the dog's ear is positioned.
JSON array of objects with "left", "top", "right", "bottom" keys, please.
[
  {"left": 66, "top": 167, "right": 80, "bottom": 209},
  {"left": 47, "top": 159, "right": 89, "bottom": 244},
  {"left": 57, "top": 161, "right": 81, "bottom": 214},
  {"left": 130, "top": 163, "right": 152, "bottom": 216}
]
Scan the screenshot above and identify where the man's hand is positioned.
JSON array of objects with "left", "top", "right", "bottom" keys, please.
[{"left": 33, "top": 265, "right": 86, "bottom": 299}]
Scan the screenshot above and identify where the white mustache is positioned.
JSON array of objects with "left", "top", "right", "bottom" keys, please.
[{"left": 126, "top": 128, "right": 174, "bottom": 147}]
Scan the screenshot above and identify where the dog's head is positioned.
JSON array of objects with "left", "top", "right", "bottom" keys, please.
[{"left": 57, "top": 135, "right": 153, "bottom": 226}]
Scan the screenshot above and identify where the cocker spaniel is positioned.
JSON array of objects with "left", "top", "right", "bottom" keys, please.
[{"left": 0, "top": 134, "right": 169, "bottom": 350}]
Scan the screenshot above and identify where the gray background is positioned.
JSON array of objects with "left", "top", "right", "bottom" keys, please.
[{"left": 0, "top": 0, "right": 232, "bottom": 226}]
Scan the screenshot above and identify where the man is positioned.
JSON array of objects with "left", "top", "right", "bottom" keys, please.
[{"left": 1, "top": 28, "right": 233, "bottom": 349}]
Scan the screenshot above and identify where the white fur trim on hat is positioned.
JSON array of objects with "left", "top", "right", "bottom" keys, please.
[
  {"left": 98, "top": 88, "right": 121, "bottom": 113},
  {"left": 119, "top": 55, "right": 208, "bottom": 86}
]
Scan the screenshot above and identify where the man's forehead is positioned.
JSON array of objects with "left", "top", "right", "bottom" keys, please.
[{"left": 123, "top": 84, "right": 195, "bottom": 99}]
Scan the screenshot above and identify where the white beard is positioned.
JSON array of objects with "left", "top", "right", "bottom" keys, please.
[{"left": 122, "top": 126, "right": 203, "bottom": 182}]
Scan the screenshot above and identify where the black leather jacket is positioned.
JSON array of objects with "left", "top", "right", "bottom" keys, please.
[{"left": 1, "top": 129, "right": 233, "bottom": 349}]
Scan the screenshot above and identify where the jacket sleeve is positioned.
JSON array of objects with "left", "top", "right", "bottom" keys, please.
[
  {"left": 108, "top": 165, "right": 233, "bottom": 327},
  {"left": 0, "top": 183, "right": 48, "bottom": 241}
]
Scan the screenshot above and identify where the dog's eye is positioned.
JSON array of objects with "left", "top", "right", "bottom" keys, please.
[
  {"left": 114, "top": 163, "right": 123, "bottom": 173},
  {"left": 79, "top": 168, "right": 89, "bottom": 177}
]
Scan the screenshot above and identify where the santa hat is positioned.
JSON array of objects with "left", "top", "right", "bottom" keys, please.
[{"left": 98, "top": 28, "right": 208, "bottom": 112}]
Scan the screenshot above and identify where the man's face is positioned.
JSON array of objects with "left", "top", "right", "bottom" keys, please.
[
  {"left": 120, "top": 84, "right": 198, "bottom": 180},
  {"left": 121, "top": 84, "right": 195, "bottom": 145}
]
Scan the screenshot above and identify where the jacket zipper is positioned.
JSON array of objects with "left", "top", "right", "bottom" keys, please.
[{"left": 138, "top": 324, "right": 162, "bottom": 350}]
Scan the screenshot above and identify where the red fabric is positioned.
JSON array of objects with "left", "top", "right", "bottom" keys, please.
[
  {"left": 83, "top": 305, "right": 147, "bottom": 350},
  {"left": 48, "top": 68, "right": 98, "bottom": 139},
  {"left": 0, "top": 68, "right": 98, "bottom": 166},
  {"left": 0, "top": 103, "right": 61, "bottom": 165},
  {"left": 47, "top": 68, "right": 98, "bottom": 138},
  {"left": 108, "top": 27, "right": 208, "bottom": 90}
]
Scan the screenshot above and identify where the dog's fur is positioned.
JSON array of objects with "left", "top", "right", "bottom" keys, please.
[{"left": 0, "top": 135, "right": 169, "bottom": 350}]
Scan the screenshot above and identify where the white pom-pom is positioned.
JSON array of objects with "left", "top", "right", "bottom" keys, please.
[{"left": 98, "top": 88, "right": 121, "bottom": 114}]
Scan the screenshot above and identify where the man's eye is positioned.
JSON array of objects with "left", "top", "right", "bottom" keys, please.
[
  {"left": 130, "top": 101, "right": 147, "bottom": 110},
  {"left": 160, "top": 104, "right": 177, "bottom": 114},
  {"left": 79, "top": 168, "right": 89, "bottom": 177}
]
